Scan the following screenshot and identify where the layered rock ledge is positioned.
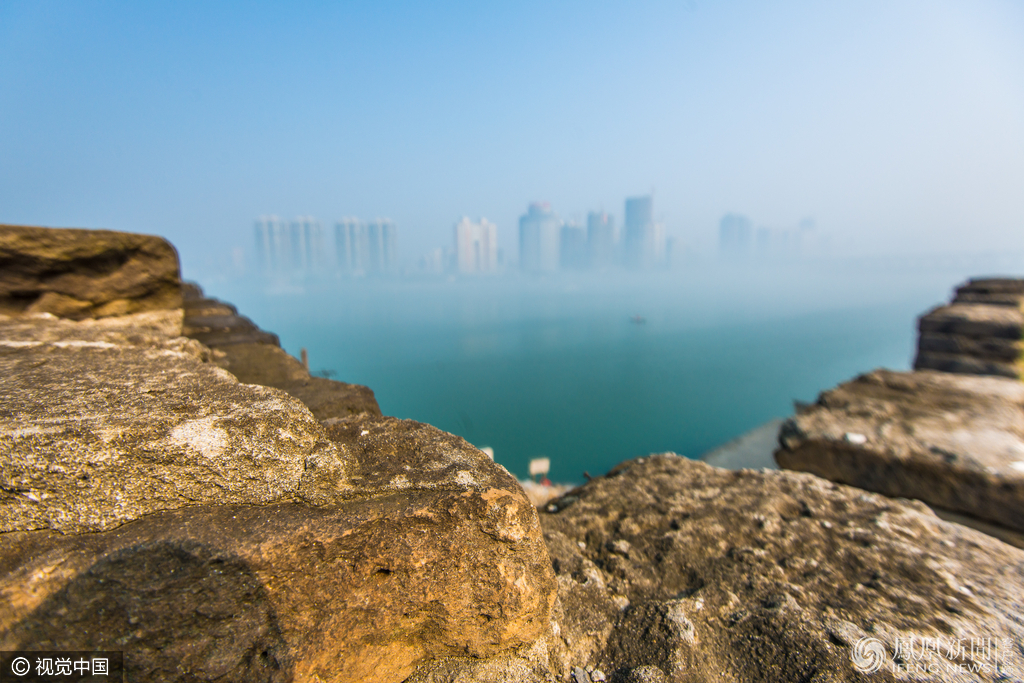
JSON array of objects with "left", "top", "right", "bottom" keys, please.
[
  {"left": 0, "top": 223, "right": 181, "bottom": 318},
  {"left": 914, "top": 278, "right": 1024, "bottom": 379},
  {"left": 774, "top": 369, "right": 1024, "bottom": 536}
]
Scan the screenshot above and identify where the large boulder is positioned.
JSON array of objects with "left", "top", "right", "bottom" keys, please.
[
  {"left": 0, "top": 224, "right": 181, "bottom": 318},
  {"left": 0, "top": 314, "right": 555, "bottom": 683},
  {"left": 535, "top": 455, "right": 1024, "bottom": 682},
  {"left": 774, "top": 369, "right": 1024, "bottom": 534}
]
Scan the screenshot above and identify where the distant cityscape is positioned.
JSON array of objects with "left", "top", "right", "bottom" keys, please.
[{"left": 253, "top": 195, "right": 822, "bottom": 278}]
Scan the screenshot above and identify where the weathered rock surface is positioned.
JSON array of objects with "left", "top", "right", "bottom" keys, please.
[
  {"left": 1, "top": 305, "right": 555, "bottom": 682},
  {"left": 0, "top": 224, "right": 181, "bottom": 318},
  {"left": 774, "top": 369, "right": 1024, "bottom": 534},
  {"left": 533, "top": 455, "right": 1024, "bottom": 682},
  {"left": 914, "top": 278, "right": 1024, "bottom": 379},
  {"left": 1, "top": 455, "right": 555, "bottom": 683},
  {"left": 0, "top": 313, "right": 350, "bottom": 534}
]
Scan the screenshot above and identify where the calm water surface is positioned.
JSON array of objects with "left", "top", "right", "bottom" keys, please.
[{"left": 208, "top": 262, "right": 1006, "bottom": 482}]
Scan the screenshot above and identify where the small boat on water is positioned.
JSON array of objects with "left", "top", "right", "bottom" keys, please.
[{"left": 630, "top": 315, "right": 646, "bottom": 324}]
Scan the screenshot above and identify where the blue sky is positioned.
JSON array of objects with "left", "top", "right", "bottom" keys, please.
[{"left": 2, "top": 0, "right": 1023, "bottom": 277}]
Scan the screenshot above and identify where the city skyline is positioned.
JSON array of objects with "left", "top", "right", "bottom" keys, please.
[
  {"left": 254, "top": 191, "right": 831, "bottom": 279},
  {"left": 5, "top": 1, "right": 1021, "bottom": 281}
]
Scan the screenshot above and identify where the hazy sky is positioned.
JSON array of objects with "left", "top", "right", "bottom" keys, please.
[{"left": 2, "top": 0, "right": 1022, "bottom": 277}]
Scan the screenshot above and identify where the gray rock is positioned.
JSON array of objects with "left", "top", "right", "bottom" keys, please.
[
  {"left": 775, "top": 368, "right": 1024, "bottom": 533},
  {"left": 572, "top": 665, "right": 592, "bottom": 682},
  {"left": 539, "top": 455, "right": 1024, "bottom": 682},
  {"left": 0, "top": 224, "right": 181, "bottom": 318}
]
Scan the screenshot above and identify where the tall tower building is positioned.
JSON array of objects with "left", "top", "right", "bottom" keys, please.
[
  {"left": 560, "top": 221, "right": 587, "bottom": 269},
  {"left": 336, "top": 218, "right": 397, "bottom": 274},
  {"left": 586, "top": 211, "right": 616, "bottom": 268},
  {"left": 623, "top": 196, "right": 661, "bottom": 269},
  {"left": 292, "top": 216, "right": 325, "bottom": 271},
  {"left": 255, "top": 215, "right": 288, "bottom": 273},
  {"left": 335, "top": 218, "right": 367, "bottom": 272},
  {"left": 719, "top": 213, "right": 752, "bottom": 258},
  {"left": 454, "top": 217, "right": 498, "bottom": 273},
  {"left": 519, "top": 202, "right": 561, "bottom": 273},
  {"left": 367, "top": 219, "right": 398, "bottom": 273}
]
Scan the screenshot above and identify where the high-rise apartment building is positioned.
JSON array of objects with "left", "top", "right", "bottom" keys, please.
[
  {"left": 586, "top": 211, "right": 616, "bottom": 268},
  {"left": 623, "top": 196, "right": 662, "bottom": 269},
  {"left": 289, "top": 216, "right": 324, "bottom": 271},
  {"left": 255, "top": 215, "right": 324, "bottom": 273},
  {"left": 336, "top": 218, "right": 397, "bottom": 273},
  {"left": 519, "top": 202, "right": 561, "bottom": 273},
  {"left": 254, "top": 215, "right": 290, "bottom": 273},
  {"left": 367, "top": 218, "right": 398, "bottom": 273},
  {"left": 560, "top": 221, "right": 587, "bottom": 269},
  {"left": 335, "top": 218, "right": 366, "bottom": 272},
  {"left": 719, "top": 213, "right": 752, "bottom": 258},
  {"left": 454, "top": 217, "right": 498, "bottom": 274}
]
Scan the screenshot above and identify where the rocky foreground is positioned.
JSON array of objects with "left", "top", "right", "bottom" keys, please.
[{"left": 2, "top": 224, "right": 1023, "bottom": 682}]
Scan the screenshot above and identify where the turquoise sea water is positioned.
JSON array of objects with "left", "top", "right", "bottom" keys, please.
[{"left": 209, "top": 260, "right": 1015, "bottom": 482}]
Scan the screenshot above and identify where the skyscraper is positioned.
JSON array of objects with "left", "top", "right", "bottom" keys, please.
[
  {"left": 335, "top": 217, "right": 367, "bottom": 272},
  {"left": 454, "top": 217, "right": 498, "bottom": 273},
  {"left": 254, "top": 215, "right": 290, "bottom": 273},
  {"left": 560, "top": 221, "right": 587, "bottom": 269},
  {"left": 289, "top": 216, "right": 323, "bottom": 271},
  {"left": 367, "top": 218, "right": 398, "bottom": 273},
  {"left": 586, "top": 211, "right": 616, "bottom": 268},
  {"left": 623, "top": 195, "right": 661, "bottom": 269},
  {"left": 719, "top": 213, "right": 752, "bottom": 258},
  {"left": 519, "top": 202, "right": 561, "bottom": 273},
  {"left": 336, "top": 218, "right": 397, "bottom": 273}
]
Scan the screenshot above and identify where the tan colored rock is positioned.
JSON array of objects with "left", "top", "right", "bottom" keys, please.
[
  {"left": 0, "top": 224, "right": 181, "bottom": 318},
  {"left": 775, "top": 369, "right": 1024, "bottom": 533},
  {"left": 536, "top": 455, "right": 1024, "bottom": 682},
  {"left": 0, "top": 314, "right": 350, "bottom": 534},
  {"left": 913, "top": 278, "right": 1024, "bottom": 379},
  {"left": 0, "top": 479, "right": 554, "bottom": 683},
  {"left": 1, "top": 313, "right": 555, "bottom": 683}
]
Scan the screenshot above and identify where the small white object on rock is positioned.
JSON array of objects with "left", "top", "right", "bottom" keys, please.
[
  {"left": 844, "top": 432, "right": 868, "bottom": 445},
  {"left": 360, "top": 430, "right": 369, "bottom": 436},
  {"left": 1009, "top": 461, "right": 1024, "bottom": 472},
  {"left": 577, "top": 541, "right": 586, "bottom": 550},
  {"left": 609, "top": 539, "right": 632, "bottom": 556},
  {"left": 591, "top": 670, "right": 607, "bottom": 682}
]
